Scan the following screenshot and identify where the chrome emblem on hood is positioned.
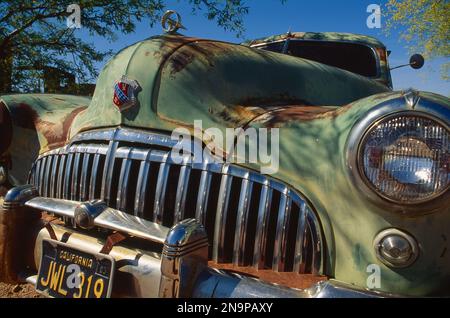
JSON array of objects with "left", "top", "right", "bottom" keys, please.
[{"left": 113, "top": 76, "right": 140, "bottom": 112}]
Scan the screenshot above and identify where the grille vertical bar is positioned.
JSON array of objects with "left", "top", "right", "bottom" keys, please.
[
  {"left": 253, "top": 185, "right": 272, "bottom": 269},
  {"left": 102, "top": 139, "right": 119, "bottom": 205},
  {"left": 79, "top": 153, "right": 90, "bottom": 201},
  {"left": 38, "top": 156, "right": 47, "bottom": 196},
  {"left": 174, "top": 164, "right": 191, "bottom": 223},
  {"left": 43, "top": 156, "right": 52, "bottom": 197},
  {"left": 195, "top": 170, "right": 212, "bottom": 224},
  {"left": 213, "top": 171, "right": 233, "bottom": 263},
  {"left": 71, "top": 152, "right": 81, "bottom": 201},
  {"left": 56, "top": 155, "right": 66, "bottom": 199},
  {"left": 134, "top": 159, "right": 151, "bottom": 218},
  {"left": 232, "top": 178, "right": 253, "bottom": 266},
  {"left": 49, "top": 152, "right": 59, "bottom": 198},
  {"left": 33, "top": 160, "right": 41, "bottom": 188},
  {"left": 63, "top": 153, "right": 73, "bottom": 199},
  {"left": 89, "top": 153, "right": 100, "bottom": 200},
  {"left": 117, "top": 150, "right": 133, "bottom": 211},
  {"left": 153, "top": 155, "right": 170, "bottom": 224},
  {"left": 272, "top": 192, "right": 291, "bottom": 271},
  {"left": 293, "top": 201, "right": 307, "bottom": 273}
]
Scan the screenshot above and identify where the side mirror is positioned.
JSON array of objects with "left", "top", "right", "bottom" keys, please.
[{"left": 410, "top": 54, "right": 425, "bottom": 69}]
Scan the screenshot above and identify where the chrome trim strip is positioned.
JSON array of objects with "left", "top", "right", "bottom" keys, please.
[
  {"left": 71, "top": 152, "right": 81, "bottom": 201},
  {"left": 253, "top": 184, "right": 272, "bottom": 269},
  {"left": 279, "top": 196, "right": 292, "bottom": 272},
  {"left": 212, "top": 170, "right": 233, "bottom": 262},
  {"left": 174, "top": 164, "right": 191, "bottom": 223},
  {"left": 102, "top": 141, "right": 119, "bottom": 205},
  {"left": 153, "top": 154, "right": 170, "bottom": 223},
  {"left": 71, "top": 127, "right": 178, "bottom": 149},
  {"left": 134, "top": 158, "right": 151, "bottom": 218},
  {"left": 117, "top": 149, "right": 133, "bottom": 210},
  {"left": 38, "top": 156, "right": 47, "bottom": 195},
  {"left": 89, "top": 153, "right": 100, "bottom": 200},
  {"left": 307, "top": 209, "right": 323, "bottom": 275},
  {"left": 272, "top": 192, "right": 291, "bottom": 271},
  {"left": 34, "top": 159, "right": 41, "bottom": 189},
  {"left": 293, "top": 201, "right": 307, "bottom": 273},
  {"left": 195, "top": 170, "right": 212, "bottom": 224},
  {"left": 63, "top": 153, "right": 73, "bottom": 200},
  {"left": 102, "top": 129, "right": 120, "bottom": 203},
  {"left": 25, "top": 197, "right": 169, "bottom": 244},
  {"left": 56, "top": 155, "right": 66, "bottom": 199},
  {"left": 49, "top": 153, "right": 59, "bottom": 198},
  {"left": 25, "top": 197, "right": 79, "bottom": 218},
  {"left": 79, "top": 153, "right": 90, "bottom": 201},
  {"left": 233, "top": 178, "right": 253, "bottom": 266},
  {"left": 95, "top": 208, "right": 169, "bottom": 244},
  {"left": 43, "top": 155, "right": 53, "bottom": 197}
]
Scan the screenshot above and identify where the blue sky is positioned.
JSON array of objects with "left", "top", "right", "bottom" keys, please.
[{"left": 78, "top": 0, "right": 449, "bottom": 96}]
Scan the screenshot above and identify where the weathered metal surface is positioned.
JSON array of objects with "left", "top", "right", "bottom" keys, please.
[
  {"left": 1, "top": 31, "right": 449, "bottom": 297},
  {"left": 0, "top": 94, "right": 90, "bottom": 185},
  {"left": 68, "top": 34, "right": 389, "bottom": 138}
]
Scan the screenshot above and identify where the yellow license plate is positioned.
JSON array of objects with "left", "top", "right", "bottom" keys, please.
[{"left": 36, "top": 239, "right": 115, "bottom": 298}]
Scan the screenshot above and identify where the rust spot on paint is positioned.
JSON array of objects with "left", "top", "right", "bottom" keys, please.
[
  {"left": 62, "top": 106, "right": 87, "bottom": 136},
  {"left": 153, "top": 35, "right": 202, "bottom": 63},
  {"left": 209, "top": 262, "right": 327, "bottom": 290},
  {"left": 169, "top": 50, "right": 195, "bottom": 75},
  {"left": 166, "top": 40, "right": 235, "bottom": 76},
  {"left": 51, "top": 97, "right": 67, "bottom": 102},
  {"left": 262, "top": 106, "right": 336, "bottom": 127},
  {"left": 10, "top": 102, "right": 87, "bottom": 149}
]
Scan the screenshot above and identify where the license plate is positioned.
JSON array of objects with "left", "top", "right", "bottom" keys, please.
[{"left": 36, "top": 239, "right": 115, "bottom": 298}]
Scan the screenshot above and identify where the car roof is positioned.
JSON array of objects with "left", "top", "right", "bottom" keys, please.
[{"left": 242, "top": 32, "right": 386, "bottom": 49}]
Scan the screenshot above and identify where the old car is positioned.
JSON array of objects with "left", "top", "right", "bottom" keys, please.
[{"left": 0, "top": 11, "right": 449, "bottom": 298}]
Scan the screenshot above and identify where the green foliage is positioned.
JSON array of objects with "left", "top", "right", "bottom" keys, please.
[
  {"left": 0, "top": 0, "right": 269, "bottom": 92},
  {"left": 384, "top": 0, "right": 449, "bottom": 80}
]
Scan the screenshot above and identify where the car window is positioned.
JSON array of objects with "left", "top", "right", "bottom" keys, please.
[{"left": 259, "top": 40, "right": 379, "bottom": 78}]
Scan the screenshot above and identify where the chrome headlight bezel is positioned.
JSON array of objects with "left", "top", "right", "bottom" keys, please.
[{"left": 347, "top": 92, "right": 450, "bottom": 213}]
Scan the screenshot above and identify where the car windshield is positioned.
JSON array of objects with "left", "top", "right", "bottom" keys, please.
[{"left": 259, "top": 40, "right": 378, "bottom": 77}]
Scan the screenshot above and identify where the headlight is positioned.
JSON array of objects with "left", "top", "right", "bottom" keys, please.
[{"left": 359, "top": 114, "right": 449, "bottom": 204}]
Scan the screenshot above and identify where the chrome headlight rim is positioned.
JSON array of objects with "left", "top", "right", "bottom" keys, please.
[{"left": 347, "top": 94, "right": 450, "bottom": 212}]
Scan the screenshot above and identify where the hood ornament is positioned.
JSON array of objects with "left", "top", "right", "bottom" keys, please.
[
  {"left": 113, "top": 76, "right": 141, "bottom": 112},
  {"left": 161, "top": 10, "right": 186, "bottom": 34},
  {"left": 403, "top": 88, "right": 420, "bottom": 109}
]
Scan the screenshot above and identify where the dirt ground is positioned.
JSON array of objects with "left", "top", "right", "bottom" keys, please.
[{"left": 0, "top": 282, "right": 43, "bottom": 298}]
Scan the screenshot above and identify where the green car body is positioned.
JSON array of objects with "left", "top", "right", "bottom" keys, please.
[{"left": 0, "top": 31, "right": 449, "bottom": 297}]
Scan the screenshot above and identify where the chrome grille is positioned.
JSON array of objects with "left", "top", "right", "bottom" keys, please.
[{"left": 29, "top": 128, "right": 324, "bottom": 274}]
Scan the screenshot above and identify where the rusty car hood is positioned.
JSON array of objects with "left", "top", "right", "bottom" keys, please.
[{"left": 69, "top": 34, "right": 390, "bottom": 137}]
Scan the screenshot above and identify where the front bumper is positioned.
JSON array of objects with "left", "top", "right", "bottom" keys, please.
[{"left": 2, "top": 186, "right": 397, "bottom": 298}]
